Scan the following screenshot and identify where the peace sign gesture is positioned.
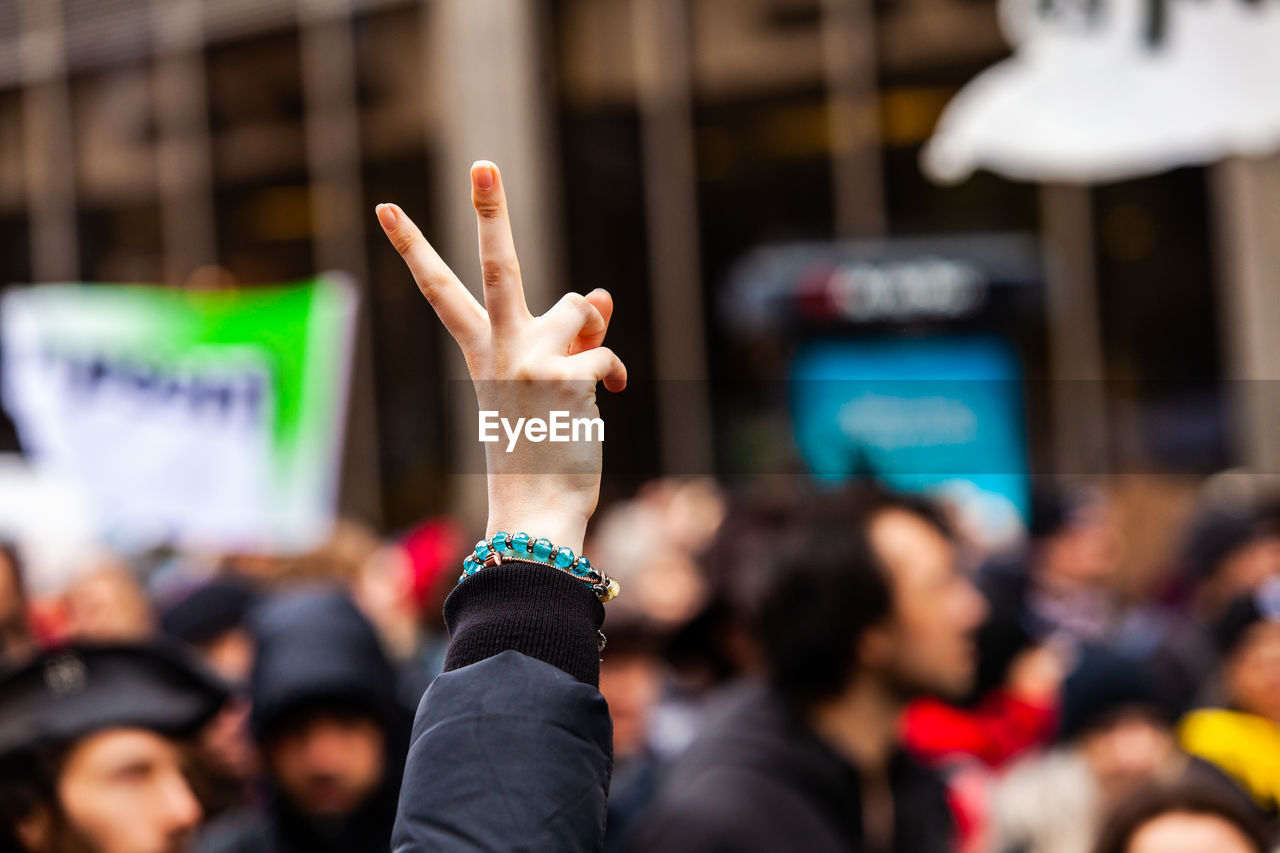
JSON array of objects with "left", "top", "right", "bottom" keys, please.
[{"left": 376, "top": 161, "right": 627, "bottom": 554}]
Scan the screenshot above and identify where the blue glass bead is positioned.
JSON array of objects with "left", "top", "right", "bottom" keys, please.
[
  {"left": 532, "top": 538, "right": 554, "bottom": 561},
  {"left": 463, "top": 556, "right": 481, "bottom": 575},
  {"left": 474, "top": 540, "right": 491, "bottom": 560},
  {"left": 575, "top": 556, "right": 592, "bottom": 577},
  {"left": 491, "top": 532, "right": 510, "bottom": 551},
  {"left": 554, "top": 547, "right": 575, "bottom": 569},
  {"left": 510, "top": 531, "right": 530, "bottom": 552}
]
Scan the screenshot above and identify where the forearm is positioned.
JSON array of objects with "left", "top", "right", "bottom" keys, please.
[{"left": 380, "top": 163, "right": 622, "bottom": 851}]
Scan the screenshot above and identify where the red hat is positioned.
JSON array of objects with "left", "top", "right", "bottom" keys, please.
[{"left": 401, "top": 518, "right": 464, "bottom": 611}]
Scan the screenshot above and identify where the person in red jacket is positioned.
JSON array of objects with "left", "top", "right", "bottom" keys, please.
[{"left": 903, "top": 641, "right": 1062, "bottom": 769}]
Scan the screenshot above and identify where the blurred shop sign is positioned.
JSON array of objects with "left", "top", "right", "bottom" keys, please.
[
  {"left": 790, "top": 336, "right": 1029, "bottom": 550},
  {"left": 923, "top": 0, "right": 1280, "bottom": 183},
  {"left": 725, "top": 234, "right": 1039, "bottom": 332},
  {"left": 0, "top": 277, "right": 356, "bottom": 554},
  {"left": 822, "top": 258, "right": 984, "bottom": 323}
]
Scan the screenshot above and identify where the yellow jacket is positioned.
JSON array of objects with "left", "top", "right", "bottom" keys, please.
[{"left": 1179, "top": 708, "right": 1280, "bottom": 812}]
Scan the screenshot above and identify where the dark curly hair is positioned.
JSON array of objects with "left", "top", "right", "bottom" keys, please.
[{"left": 714, "top": 481, "right": 951, "bottom": 706}]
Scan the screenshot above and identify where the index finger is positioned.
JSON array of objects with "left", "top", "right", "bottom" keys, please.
[{"left": 376, "top": 203, "right": 488, "bottom": 344}]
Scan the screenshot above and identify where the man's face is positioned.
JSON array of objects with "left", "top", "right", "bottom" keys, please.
[
  {"left": 1226, "top": 622, "right": 1280, "bottom": 722},
  {"left": 1203, "top": 537, "right": 1280, "bottom": 617},
  {"left": 866, "top": 509, "right": 987, "bottom": 701},
  {"left": 196, "top": 628, "right": 254, "bottom": 688},
  {"left": 266, "top": 710, "right": 385, "bottom": 817},
  {"left": 1042, "top": 500, "right": 1123, "bottom": 588},
  {"left": 1078, "top": 711, "right": 1177, "bottom": 798},
  {"left": 54, "top": 728, "right": 201, "bottom": 853},
  {"left": 598, "top": 652, "right": 662, "bottom": 760}
]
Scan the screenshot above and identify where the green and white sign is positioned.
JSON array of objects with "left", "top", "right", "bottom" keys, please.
[{"left": 1, "top": 277, "right": 357, "bottom": 553}]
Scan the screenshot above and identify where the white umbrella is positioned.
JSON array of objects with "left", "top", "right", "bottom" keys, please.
[{"left": 923, "top": 0, "right": 1280, "bottom": 184}]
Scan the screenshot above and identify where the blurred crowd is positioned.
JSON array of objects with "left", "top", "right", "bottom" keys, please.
[{"left": 2, "top": 470, "right": 1280, "bottom": 852}]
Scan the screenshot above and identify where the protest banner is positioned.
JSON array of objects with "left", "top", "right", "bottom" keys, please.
[{"left": 1, "top": 277, "right": 356, "bottom": 553}]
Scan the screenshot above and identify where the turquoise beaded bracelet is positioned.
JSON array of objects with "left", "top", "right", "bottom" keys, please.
[{"left": 461, "top": 531, "right": 621, "bottom": 603}]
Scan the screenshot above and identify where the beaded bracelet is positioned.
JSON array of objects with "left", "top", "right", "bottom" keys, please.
[{"left": 461, "top": 531, "right": 621, "bottom": 604}]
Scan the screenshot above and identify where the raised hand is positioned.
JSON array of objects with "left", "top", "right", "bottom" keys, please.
[{"left": 376, "top": 161, "right": 626, "bottom": 554}]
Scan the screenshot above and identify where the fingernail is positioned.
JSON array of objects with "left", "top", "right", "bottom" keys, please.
[
  {"left": 472, "top": 161, "right": 495, "bottom": 191},
  {"left": 375, "top": 203, "right": 397, "bottom": 231}
]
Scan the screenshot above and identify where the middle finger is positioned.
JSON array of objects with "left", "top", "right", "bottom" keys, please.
[{"left": 471, "top": 161, "right": 530, "bottom": 332}]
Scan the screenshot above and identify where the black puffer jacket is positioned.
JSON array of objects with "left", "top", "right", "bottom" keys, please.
[{"left": 630, "top": 683, "right": 954, "bottom": 853}]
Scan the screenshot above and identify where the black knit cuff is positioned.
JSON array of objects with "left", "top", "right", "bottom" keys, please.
[{"left": 442, "top": 561, "right": 605, "bottom": 687}]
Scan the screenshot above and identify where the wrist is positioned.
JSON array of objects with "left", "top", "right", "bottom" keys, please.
[
  {"left": 486, "top": 474, "right": 596, "bottom": 554},
  {"left": 485, "top": 512, "right": 589, "bottom": 555}
]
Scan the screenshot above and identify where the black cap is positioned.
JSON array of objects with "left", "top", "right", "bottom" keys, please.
[
  {"left": 159, "top": 577, "right": 257, "bottom": 645},
  {"left": 0, "top": 643, "right": 229, "bottom": 757},
  {"left": 1058, "top": 646, "right": 1173, "bottom": 743}
]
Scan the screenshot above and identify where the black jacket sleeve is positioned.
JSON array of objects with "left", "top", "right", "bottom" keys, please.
[
  {"left": 441, "top": 561, "right": 606, "bottom": 687},
  {"left": 392, "top": 562, "right": 613, "bottom": 852}
]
